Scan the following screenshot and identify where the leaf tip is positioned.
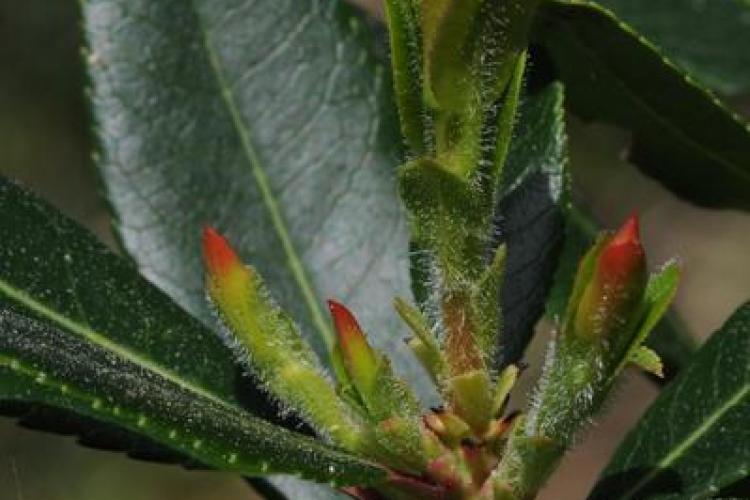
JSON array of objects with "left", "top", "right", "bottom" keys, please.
[
  {"left": 328, "top": 299, "right": 366, "bottom": 350},
  {"left": 328, "top": 299, "right": 378, "bottom": 391},
  {"left": 202, "top": 226, "right": 241, "bottom": 278}
]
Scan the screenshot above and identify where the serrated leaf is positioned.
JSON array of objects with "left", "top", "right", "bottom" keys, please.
[
  {"left": 494, "top": 81, "right": 569, "bottom": 367},
  {"left": 0, "top": 178, "right": 258, "bottom": 412},
  {"left": 82, "top": 0, "right": 432, "bottom": 402},
  {"left": 547, "top": 206, "right": 696, "bottom": 380},
  {"left": 590, "top": 301, "right": 750, "bottom": 499},
  {"left": 535, "top": 1, "right": 750, "bottom": 211},
  {"left": 595, "top": 0, "right": 750, "bottom": 96},
  {"left": 0, "top": 178, "right": 385, "bottom": 486},
  {"left": 0, "top": 308, "right": 384, "bottom": 486}
]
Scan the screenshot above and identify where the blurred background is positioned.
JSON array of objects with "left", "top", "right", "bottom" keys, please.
[{"left": 0, "top": 1, "right": 748, "bottom": 499}]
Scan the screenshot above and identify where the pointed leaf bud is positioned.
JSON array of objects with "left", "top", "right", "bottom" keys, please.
[
  {"left": 525, "top": 216, "right": 678, "bottom": 455},
  {"left": 328, "top": 300, "right": 427, "bottom": 471},
  {"left": 203, "top": 226, "right": 250, "bottom": 304},
  {"left": 328, "top": 300, "right": 379, "bottom": 397},
  {"left": 202, "top": 228, "right": 365, "bottom": 450},
  {"left": 573, "top": 214, "right": 647, "bottom": 342}
]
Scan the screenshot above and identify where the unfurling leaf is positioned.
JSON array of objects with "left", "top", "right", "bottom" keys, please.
[
  {"left": 328, "top": 300, "right": 426, "bottom": 473},
  {"left": 529, "top": 215, "right": 678, "bottom": 445},
  {"left": 328, "top": 300, "right": 379, "bottom": 397},
  {"left": 493, "top": 215, "right": 679, "bottom": 497},
  {"left": 202, "top": 227, "right": 364, "bottom": 450}
]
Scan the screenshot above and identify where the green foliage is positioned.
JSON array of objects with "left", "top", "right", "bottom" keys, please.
[
  {"left": 1, "top": 0, "right": 749, "bottom": 497},
  {"left": 0, "top": 178, "right": 383, "bottom": 486},
  {"left": 548, "top": 207, "right": 698, "bottom": 379},
  {"left": 495, "top": 81, "right": 569, "bottom": 367},
  {"left": 0, "top": 311, "right": 382, "bottom": 486},
  {"left": 535, "top": 1, "right": 750, "bottom": 211},
  {"left": 82, "top": 0, "right": 430, "bottom": 398},
  {"left": 531, "top": 259, "right": 679, "bottom": 446},
  {"left": 596, "top": 0, "right": 750, "bottom": 96},
  {"left": 592, "top": 302, "right": 750, "bottom": 499},
  {"left": 0, "top": 178, "right": 241, "bottom": 407}
]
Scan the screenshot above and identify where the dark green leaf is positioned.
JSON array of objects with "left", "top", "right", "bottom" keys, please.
[
  {"left": 544, "top": 205, "right": 596, "bottom": 323},
  {"left": 595, "top": 0, "right": 750, "bottom": 96},
  {"left": 0, "top": 177, "right": 242, "bottom": 407},
  {"left": 494, "top": 81, "right": 569, "bottom": 366},
  {"left": 590, "top": 301, "right": 750, "bottom": 499},
  {"left": 0, "top": 308, "right": 383, "bottom": 485},
  {"left": 82, "top": 0, "right": 432, "bottom": 398},
  {"left": 534, "top": 1, "right": 750, "bottom": 211},
  {"left": 546, "top": 205, "right": 696, "bottom": 379},
  {"left": 0, "top": 178, "right": 384, "bottom": 485}
]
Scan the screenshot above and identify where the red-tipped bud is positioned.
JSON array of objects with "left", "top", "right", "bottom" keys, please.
[
  {"left": 597, "top": 214, "right": 645, "bottom": 287},
  {"left": 574, "top": 214, "right": 647, "bottom": 341},
  {"left": 202, "top": 227, "right": 261, "bottom": 337},
  {"left": 328, "top": 300, "right": 379, "bottom": 396},
  {"left": 202, "top": 226, "right": 241, "bottom": 278}
]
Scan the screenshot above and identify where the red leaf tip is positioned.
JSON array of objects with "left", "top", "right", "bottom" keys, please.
[
  {"left": 202, "top": 226, "right": 240, "bottom": 277},
  {"left": 327, "top": 299, "right": 361, "bottom": 336},
  {"left": 600, "top": 214, "right": 645, "bottom": 280},
  {"left": 610, "top": 212, "right": 641, "bottom": 247}
]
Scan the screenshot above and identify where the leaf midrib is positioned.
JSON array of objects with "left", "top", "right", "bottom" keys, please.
[
  {"left": 192, "top": 2, "right": 335, "bottom": 353},
  {"left": 553, "top": 3, "right": 750, "bottom": 183},
  {"left": 620, "top": 379, "right": 749, "bottom": 499},
  {"left": 0, "top": 278, "right": 237, "bottom": 412}
]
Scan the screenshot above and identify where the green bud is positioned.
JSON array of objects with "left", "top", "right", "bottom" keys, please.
[
  {"left": 423, "top": 0, "right": 484, "bottom": 111},
  {"left": 328, "top": 299, "right": 427, "bottom": 473},
  {"left": 202, "top": 228, "right": 364, "bottom": 449},
  {"left": 423, "top": 0, "right": 539, "bottom": 112},
  {"left": 492, "top": 364, "right": 519, "bottom": 416},
  {"left": 526, "top": 215, "right": 679, "bottom": 447}
]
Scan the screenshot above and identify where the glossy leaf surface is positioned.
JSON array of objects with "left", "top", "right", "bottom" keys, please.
[
  {"left": 591, "top": 301, "right": 750, "bottom": 499},
  {"left": 494, "top": 81, "right": 569, "bottom": 367},
  {"left": 0, "top": 177, "right": 384, "bottom": 485},
  {"left": 0, "top": 309, "right": 383, "bottom": 485},
  {"left": 596, "top": 0, "right": 750, "bottom": 96},
  {"left": 82, "top": 0, "right": 429, "bottom": 394},
  {"left": 535, "top": 1, "right": 750, "bottom": 211}
]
